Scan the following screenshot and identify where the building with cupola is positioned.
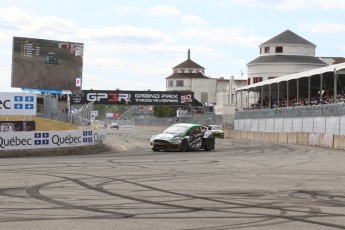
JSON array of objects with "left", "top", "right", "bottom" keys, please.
[
  {"left": 164, "top": 30, "right": 344, "bottom": 115},
  {"left": 247, "top": 29, "right": 328, "bottom": 85},
  {"left": 165, "top": 49, "right": 247, "bottom": 115}
]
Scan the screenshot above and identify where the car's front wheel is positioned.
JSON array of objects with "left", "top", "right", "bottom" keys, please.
[
  {"left": 180, "top": 140, "right": 188, "bottom": 152},
  {"left": 204, "top": 139, "right": 214, "bottom": 151}
]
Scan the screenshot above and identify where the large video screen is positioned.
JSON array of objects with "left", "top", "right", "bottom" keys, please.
[{"left": 11, "top": 36, "right": 84, "bottom": 91}]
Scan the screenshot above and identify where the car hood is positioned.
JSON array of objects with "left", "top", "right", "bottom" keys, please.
[{"left": 153, "top": 133, "right": 181, "bottom": 140}]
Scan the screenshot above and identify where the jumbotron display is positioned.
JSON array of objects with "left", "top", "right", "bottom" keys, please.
[{"left": 11, "top": 36, "right": 84, "bottom": 91}]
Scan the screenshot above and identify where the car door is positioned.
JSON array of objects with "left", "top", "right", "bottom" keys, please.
[{"left": 188, "top": 126, "right": 203, "bottom": 149}]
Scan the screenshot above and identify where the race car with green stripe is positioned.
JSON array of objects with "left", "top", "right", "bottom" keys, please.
[{"left": 150, "top": 123, "right": 215, "bottom": 152}]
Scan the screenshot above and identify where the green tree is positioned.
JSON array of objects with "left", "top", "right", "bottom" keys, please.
[{"left": 153, "top": 106, "right": 178, "bottom": 117}]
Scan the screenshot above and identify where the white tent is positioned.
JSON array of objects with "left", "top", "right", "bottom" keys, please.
[{"left": 236, "top": 62, "right": 345, "bottom": 109}]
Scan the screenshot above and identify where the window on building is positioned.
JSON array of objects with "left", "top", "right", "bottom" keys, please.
[
  {"left": 176, "top": 80, "right": 184, "bottom": 87},
  {"left": 167, "top": 80, "right": 173, "bottom": 87},
  {"left": 253, "top": 77, "right": 263, "bottom": 83},
  {"left": 275, "top": 46, "right": 283, "bottom": 53},
  {"left": 264, "top": 47, "right": 270, "bottom": 53},
  {"left": 260, "top": 47, "right": 262, "bottom": 54},
  {"left": 268, "top": 76, "right": 276, "bottom": 80}
]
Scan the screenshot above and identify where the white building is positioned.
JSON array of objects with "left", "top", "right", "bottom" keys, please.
[
  {"left": 247, "top": 29, "right": 327, "bottom": 85},
  {"left": 165, "top": 50, "right": 246, "bottom": 115}
]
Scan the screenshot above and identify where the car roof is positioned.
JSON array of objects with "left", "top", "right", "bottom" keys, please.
[
  {"left": 172, "top": 123, "right": 200, "bottom": 128},
  {"left": 209, "top": 125, "right": 222, "bottom": 129}
]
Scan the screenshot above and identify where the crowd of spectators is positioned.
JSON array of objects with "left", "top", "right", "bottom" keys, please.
[{"left": 243, "top": 91, "right": 345, "bottom": 110}]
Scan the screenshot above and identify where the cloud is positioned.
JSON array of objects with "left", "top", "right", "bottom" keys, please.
[
  {"left": 229, "top": 0, "right": 345, "bottom": 11},
  {"left": 182, "top": 27, "right": 267, "bottom": 47},
  {"left": 82, "top": 73, "right": 165, "bottom": 91},
  {"left": 0, "top": 6, "right": 32, "bottom": 24},
  {"left": 227, "top": 59, "right": 248, "bottom": 65},
  {"left": 147, "top": 5, "right": 182, "bottom": 17},
  {"left": 114, "top": 5, "right": 182, "bottom": 17},
  {"left": 300, "top": 22, "right": 345, "bottom": 34},
  {"left": 80, "top": 26, "right": 174, "bottom": 44},
  {"left": 114, "top": 5, "right": 206, "bottom": 25},
  {"left": 0, "top": 6, "right": 80, "bottom": 41},
  {"left": 0, "top": 6, "right": 174, "bottom": 45},
  {"left": 181, "top": 15, "right": 207, "bottom": 25}
]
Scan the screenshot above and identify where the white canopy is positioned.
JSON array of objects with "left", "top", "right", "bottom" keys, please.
[{"left": 236, "top": 62, "right": 345, "bottom": 92}]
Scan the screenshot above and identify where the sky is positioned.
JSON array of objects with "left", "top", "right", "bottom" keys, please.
[{"left": 1, "top": 0, "right": 345, "bottom": 93}]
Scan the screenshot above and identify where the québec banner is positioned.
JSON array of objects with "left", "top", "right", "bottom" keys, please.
[
  {"left": 0, "top": 92, "right": 36, "bottom": 116},
  {"left": 70, "top": 90, "right": 202, "bottom": 106},
  {"left": 0, "top": 129, "right": 106, "bottom": 150}
]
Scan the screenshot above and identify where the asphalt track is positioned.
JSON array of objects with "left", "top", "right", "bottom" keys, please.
[{"left": 0, "top": 128, "right": 345, "bottom": 229}]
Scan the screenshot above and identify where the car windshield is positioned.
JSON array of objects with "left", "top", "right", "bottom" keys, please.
[{"left": 163, "top": 124, "right": 191, "bottom": 134}]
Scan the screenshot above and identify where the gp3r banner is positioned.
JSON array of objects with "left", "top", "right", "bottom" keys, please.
[
  {"left": 0, "top": 92, "right": 36, "bottom": 116},
  {"left": 70, "top": 90, "right": 201, "bottom": 106},
  {"left": 0, "top": 129, "right": 106, "bottom": 150}
]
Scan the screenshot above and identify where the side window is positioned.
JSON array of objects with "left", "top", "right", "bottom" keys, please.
[
  {"left": 167, "top": 80, "right": 173, "bottom": 87},
  {"left": 189, "top": 127, "right": 201, "bottom": 135},
  {"left": 253, "top": 77, "right": 263, "bottom": 83},
  {"left": 176, "top": 80, "right": 184, "bottom": 87},
  {"left": 275, "top": 46, "right": 283, "bottom": 53}
]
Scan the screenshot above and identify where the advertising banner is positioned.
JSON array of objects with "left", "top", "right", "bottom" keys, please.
[
  {"left": 0, "top": 121, "right": 36, "bottom": 132},
  {"left": 70, "top": 90, "right": 201, "bottom": 106},
  {"left": 0, "top": 129, "right": 106, "bottom": 150},
  {"left": 0, "top": 92, "right": 36, "bottom": 116}
]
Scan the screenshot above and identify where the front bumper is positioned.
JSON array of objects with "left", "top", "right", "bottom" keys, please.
[
  {"left": 212, "top": 132, "right": 224, "bottom": 138},
  {"left": 150, "top": 139, "right": 182, "bottom": 151}
]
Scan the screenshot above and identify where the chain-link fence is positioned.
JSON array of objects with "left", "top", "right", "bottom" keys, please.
[
  {"left": 235, "top": 103, "right": 345, "bottom": 119},
  {"left": 234, "top": 103, "right": 345, "bottom": 135},
  {"left": 134, "top": 114, "right": 234, "bottom": 130},
  {"left": 71, "top": 102, "right": 94, "bottom": 126}
]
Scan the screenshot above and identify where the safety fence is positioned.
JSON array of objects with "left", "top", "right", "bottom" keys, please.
[
  {"left": 235, "top": 103, "right": 345, "bottom": 119},
  {"left": 134, "top": 114, "right": 234, "bottom": 131}
]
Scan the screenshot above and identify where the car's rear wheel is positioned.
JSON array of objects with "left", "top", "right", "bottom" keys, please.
[
  {"left": 204, "top": 139, "right": 214, "bottom": 151},
  {"left": 152, "top": 147, "right": 160, "bottom": 152},
  {"left": 180, "top": 140, "right": 188, "bottom": 152}
]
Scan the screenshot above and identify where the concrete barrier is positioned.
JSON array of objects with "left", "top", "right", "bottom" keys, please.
[
  {"left": 247, "top": 131, "right": 255, "bottom": 141},
  {"left": 287, "top": 132, "right": 297, "bottom": 144},
  {"left": 333, "top": 135, "right": 345, "bottom": 150},
  {"left": 278, "top": 132, "right": 288, "bottom": 144},
  {"left": 0, "top": 144, "right": 109, "bottom": 158},
  {"left": 262, "top": 132, "right": 270, "bottom": 143},
  {"left": 254, "top": 131, "right": 262, "bottom": 142},
  {"left": 228, "top": 130, "right": 235, "bottom": 139},
  {"left": 223, "top": 128, "right": 230, "bottom": 139},
  {"left": 228, "top": 128, "right": 345, "bottom": 151},
  {"left": 240, "top": 131, "right": 247, "bottom": 140},
  {"left": 308, "top": 133, "right": 320, "bottom": 146},
  {"left": 319, "top": 133, "right": 334, "bottom": 148},
  {"left": 297, "top": 132, "right": 309, "bottom": 145},
  {"left": 234, "top": 130, "right": 241, "bottom": 140},
  {"left": 269, "top": 132, "right": 279, "bottom": 143}
]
